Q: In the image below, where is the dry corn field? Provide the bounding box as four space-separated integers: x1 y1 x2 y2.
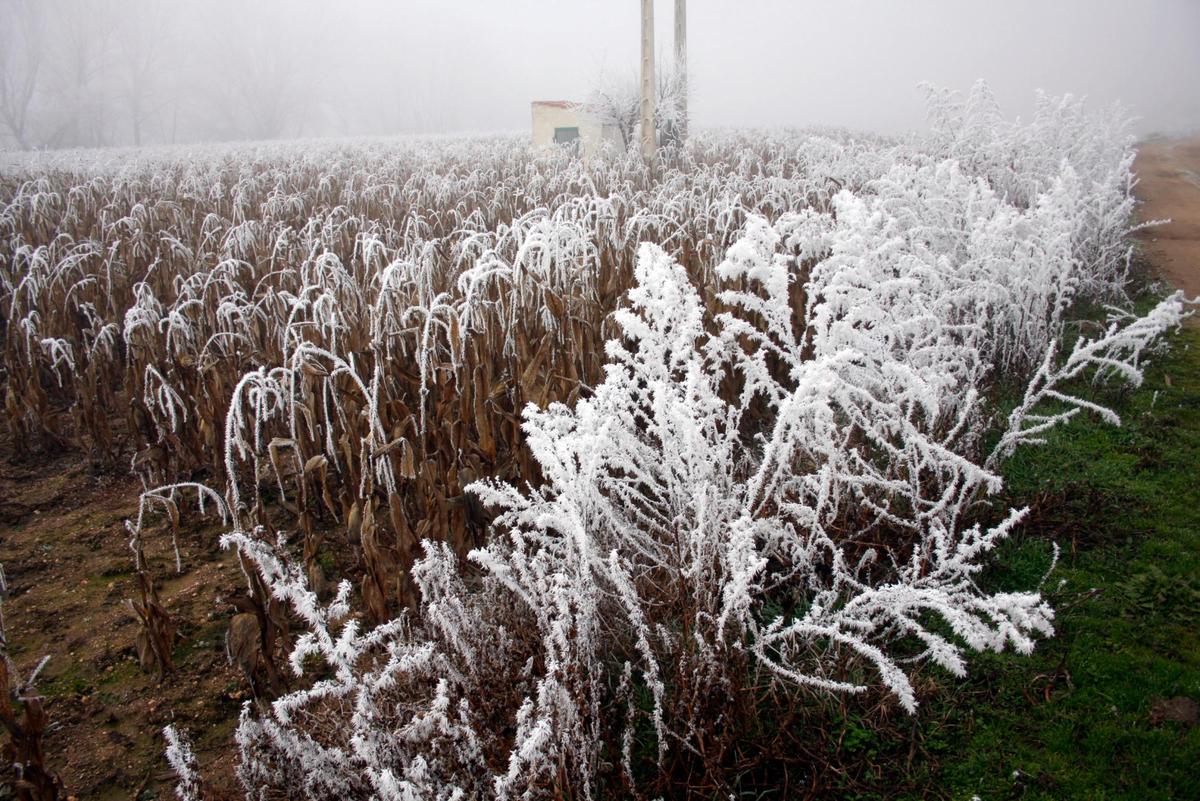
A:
0 84 1194 800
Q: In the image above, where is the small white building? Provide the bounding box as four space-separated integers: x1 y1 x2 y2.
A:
530 100 623 156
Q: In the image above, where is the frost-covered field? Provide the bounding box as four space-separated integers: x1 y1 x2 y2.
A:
0 83 1191 799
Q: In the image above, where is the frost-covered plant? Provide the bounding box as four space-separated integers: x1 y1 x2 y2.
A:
582 62 689 152
987 292 1192 467
222 529 548 801
163 726 202 801
225 222 1186 796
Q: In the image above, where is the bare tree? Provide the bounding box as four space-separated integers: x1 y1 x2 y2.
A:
0 0 44 149
196 3 320 142
583 63 689 152
232 50 305 141
580 72 641 150
115 0 172 146
0 0 120 150
656 63 688 148
44 0 118 148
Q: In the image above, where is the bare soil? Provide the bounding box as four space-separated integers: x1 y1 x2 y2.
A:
1135 135 1200 299
0 447 243 799
1 136 1198 800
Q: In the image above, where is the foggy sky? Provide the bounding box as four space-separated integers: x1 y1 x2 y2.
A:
1 0 1197 150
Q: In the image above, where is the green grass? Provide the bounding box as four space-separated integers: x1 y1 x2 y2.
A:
921 322 1200 801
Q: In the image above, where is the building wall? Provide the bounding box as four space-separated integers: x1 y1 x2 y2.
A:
531 103 624 156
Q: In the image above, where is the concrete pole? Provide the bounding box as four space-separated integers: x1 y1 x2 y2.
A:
675 0 687 141
640 0 656 163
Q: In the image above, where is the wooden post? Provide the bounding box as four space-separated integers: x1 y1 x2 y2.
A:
675 0 687 141
640 0 656 163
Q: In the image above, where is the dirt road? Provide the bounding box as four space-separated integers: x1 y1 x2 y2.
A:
1135 136 1200 298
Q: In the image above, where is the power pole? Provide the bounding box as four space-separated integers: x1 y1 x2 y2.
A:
640 0 656 163
675 0 687 141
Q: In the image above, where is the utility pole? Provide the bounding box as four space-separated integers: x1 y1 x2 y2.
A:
675 0 687 141
640 0 656 163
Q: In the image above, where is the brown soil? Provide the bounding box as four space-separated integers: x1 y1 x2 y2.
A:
1135 136 1200 299
0 448 243 799
1 136 1198 801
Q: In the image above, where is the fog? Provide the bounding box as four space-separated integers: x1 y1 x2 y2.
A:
1 0 1196 150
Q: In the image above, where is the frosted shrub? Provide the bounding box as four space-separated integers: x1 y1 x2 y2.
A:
222 530 552 801
164 725 202 801
227 228 1185 798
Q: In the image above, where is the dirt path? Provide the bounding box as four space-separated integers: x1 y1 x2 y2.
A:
1135 136 1200 298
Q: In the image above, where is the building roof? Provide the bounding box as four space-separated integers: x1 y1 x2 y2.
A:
531 100 576 109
